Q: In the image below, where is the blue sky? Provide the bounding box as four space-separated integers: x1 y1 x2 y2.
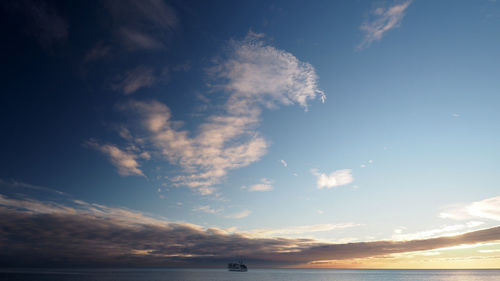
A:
1 0 500 268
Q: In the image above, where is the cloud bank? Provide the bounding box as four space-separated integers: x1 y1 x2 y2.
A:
1 193 499 268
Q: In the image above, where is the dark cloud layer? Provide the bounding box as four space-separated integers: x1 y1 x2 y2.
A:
1 194 499 268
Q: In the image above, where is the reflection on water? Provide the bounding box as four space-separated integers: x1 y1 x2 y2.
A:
1 268 499 281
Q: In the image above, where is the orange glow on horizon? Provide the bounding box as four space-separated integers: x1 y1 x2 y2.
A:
286 243 500 269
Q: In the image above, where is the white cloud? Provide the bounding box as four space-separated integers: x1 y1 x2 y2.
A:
114 33 324 193
245 178 273 192
139 151 151 160
248 184 272 192
197 186 216 196
418 251 441 256
123 100 267 191
468 197 500 221
86 140 144 177
218 31 326 111
280 159 288 167
226 209 251 219
452 113 460 118
479 249 500 253
439 196 500 221
311 169 354 189
392 221 485 241
193 205 221 214
394 228 404 234
358 1 412 50
360 160 373 168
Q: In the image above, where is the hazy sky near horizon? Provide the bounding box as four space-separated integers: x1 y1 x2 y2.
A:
1 0 500 268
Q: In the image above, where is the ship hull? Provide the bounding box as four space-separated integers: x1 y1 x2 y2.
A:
228 268 247 272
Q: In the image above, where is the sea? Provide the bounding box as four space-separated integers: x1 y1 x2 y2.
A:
1 268 499 281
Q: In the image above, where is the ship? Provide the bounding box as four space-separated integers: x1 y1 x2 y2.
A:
228 260 248 272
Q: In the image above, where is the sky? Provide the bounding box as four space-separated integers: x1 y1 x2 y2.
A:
1 0 500 269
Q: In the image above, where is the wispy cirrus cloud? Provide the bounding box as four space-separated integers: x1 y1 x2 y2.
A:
83 43 112 63
104 0 177 51
112 66 163 95
118 28 164 50
357 1 412 50
100 32 325 194
82 0 178 67
311 169 354 189
1 191 500 268
4 0 68 49
225 209 251 219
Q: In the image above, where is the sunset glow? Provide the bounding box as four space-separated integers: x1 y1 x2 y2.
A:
1 0 499 269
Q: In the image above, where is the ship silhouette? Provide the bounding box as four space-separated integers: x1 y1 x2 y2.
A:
227 260 248 272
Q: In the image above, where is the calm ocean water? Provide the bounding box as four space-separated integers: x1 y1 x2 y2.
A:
1 268 499 281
